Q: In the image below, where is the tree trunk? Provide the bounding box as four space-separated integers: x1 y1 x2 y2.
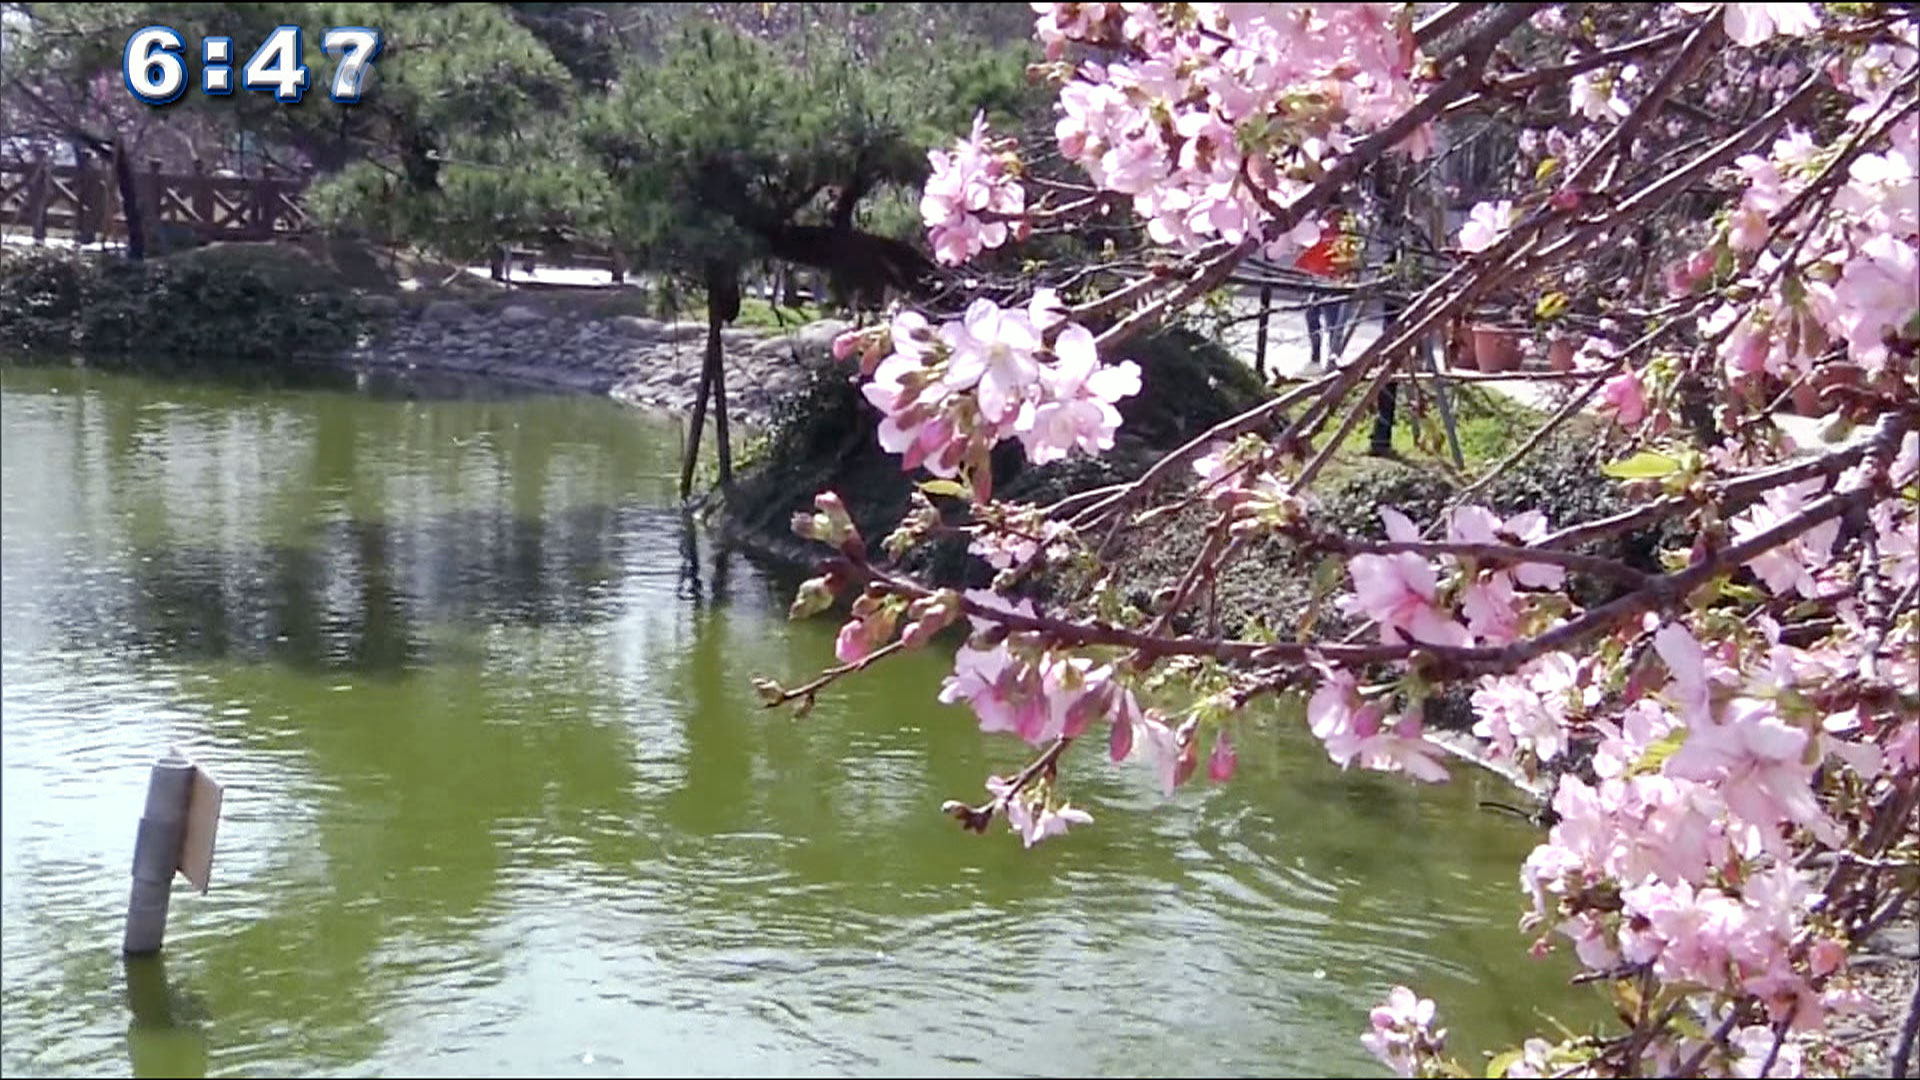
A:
113 140 147 262
706 260 738 490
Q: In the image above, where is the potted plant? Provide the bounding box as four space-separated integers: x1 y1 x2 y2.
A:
1471 321 1525 372
1547 331 1578 371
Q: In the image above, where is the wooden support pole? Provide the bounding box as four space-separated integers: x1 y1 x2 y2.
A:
74 147 98 244
27 154 49 244
710 306 733 491
1255 283 1273 381
679 346 715 501
190 159 213 235
122 751 194 956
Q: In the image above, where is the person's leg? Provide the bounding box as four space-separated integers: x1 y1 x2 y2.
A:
1305 298 1325 369
1323 296 1348 361
1368 295 1403 456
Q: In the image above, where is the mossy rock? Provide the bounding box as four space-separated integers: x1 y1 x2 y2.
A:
720 324 1274 582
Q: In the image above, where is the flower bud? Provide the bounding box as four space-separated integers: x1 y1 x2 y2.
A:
751 676 785 705
1109 712 1135 762
900 615 941 650
791 510 820 541
788 575 836 621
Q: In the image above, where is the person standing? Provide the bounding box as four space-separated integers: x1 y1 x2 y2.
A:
1293 207 1360 371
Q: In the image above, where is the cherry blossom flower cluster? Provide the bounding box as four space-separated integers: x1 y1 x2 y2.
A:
921 112 1027 266
835 293 1143 490
935 590 1235 799
920 3 1430 267
1362 986 1446 1077
1703 111 1918 393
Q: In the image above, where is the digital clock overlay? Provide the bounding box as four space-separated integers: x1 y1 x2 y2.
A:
122 24 383 106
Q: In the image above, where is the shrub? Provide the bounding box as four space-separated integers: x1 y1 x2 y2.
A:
0 245 366 361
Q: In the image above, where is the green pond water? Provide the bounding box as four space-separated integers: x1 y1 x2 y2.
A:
0 357 1601 1078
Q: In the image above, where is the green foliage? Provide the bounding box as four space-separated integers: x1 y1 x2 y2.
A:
1110 327 1274 449
0 245 362 360
732 296 825 330
582 17 1041 278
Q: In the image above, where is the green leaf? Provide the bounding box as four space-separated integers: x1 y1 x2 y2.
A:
1601 451 1683 480
1486 1049 1524 1078
1296 556 1345 641
918 479 970 499
1633 729 1688 774
1535 157 1560 183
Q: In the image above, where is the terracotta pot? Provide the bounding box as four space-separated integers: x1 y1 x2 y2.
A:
1471 325 1524 373
1547 337 1577 372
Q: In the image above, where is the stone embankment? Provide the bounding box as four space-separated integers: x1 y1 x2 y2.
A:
344 297 851 425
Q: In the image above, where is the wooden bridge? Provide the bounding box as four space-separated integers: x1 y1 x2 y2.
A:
0 155 623 284
0 157 312 245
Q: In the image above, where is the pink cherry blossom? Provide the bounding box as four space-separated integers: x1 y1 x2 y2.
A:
1723 3 1821 47
1017 324 1142 464
943 298 1043 424
1599 370 1647 428
1827 233 1919 372
1666 697 1827 846
996 783 1096 848
922 113 1027 265
1363 985 1441 1077
1731 479 1840 600
1345 552 1472 647
1207 731 1237 782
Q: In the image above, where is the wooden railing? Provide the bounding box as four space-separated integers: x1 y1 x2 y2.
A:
4 155 636 286
0 157 311 245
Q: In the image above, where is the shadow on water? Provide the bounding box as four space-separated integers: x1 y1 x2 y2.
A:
124 956 208 1079
99 502 758 679
6 349 580 403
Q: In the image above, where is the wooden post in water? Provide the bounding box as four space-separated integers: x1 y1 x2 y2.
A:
123 748 223 956
123 751 194 955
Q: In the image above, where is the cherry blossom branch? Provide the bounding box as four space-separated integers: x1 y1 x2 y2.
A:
1457 318 1688 499
1537 426 1910 553
1413 3 1492 48
757 639 907 707
842 410 1910 685
1088 3 1543 355
1482 26 1695 98
939 735 1074 833
1306 533 1654 588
